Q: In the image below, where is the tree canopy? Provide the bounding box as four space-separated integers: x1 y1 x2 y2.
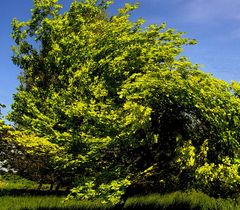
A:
3 0 240 205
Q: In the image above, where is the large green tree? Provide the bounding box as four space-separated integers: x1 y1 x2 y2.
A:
8 0 240 204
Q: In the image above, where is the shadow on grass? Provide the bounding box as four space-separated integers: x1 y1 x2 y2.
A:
19 207 195 210
20 207 118 210
0 188 69 197
3 190 239 210
19 205 197 210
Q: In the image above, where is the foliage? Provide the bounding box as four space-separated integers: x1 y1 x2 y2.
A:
67 178 131 205
0 103 8 141
0 172 38 190
0 130 83 190
176 140 240 197
0 114 14 174
195 157 240 197
2 131 60 181
8 0 240 205
0 103 5 118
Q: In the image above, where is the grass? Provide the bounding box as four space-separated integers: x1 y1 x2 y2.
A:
0 173 112 210
125 190 240 210
1 173 240 209
0 196 112 210
2 190 240 210
0 173 38 190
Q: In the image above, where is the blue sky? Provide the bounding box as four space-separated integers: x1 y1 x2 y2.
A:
1 0 240 117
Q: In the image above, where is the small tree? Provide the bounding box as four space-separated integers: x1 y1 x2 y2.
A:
1 130 83 190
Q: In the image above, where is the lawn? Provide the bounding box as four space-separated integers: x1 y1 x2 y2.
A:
1 172 240 210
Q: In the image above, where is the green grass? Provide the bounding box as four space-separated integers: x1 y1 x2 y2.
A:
0 173 38 190
0 196 112 210
1 173 240 210
0 173 112 210
125 190 240 210
1 191 240 210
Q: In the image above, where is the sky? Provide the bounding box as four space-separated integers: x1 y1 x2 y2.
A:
1 0 240 118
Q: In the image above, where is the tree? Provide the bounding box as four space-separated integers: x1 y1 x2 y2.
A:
0 103 12 173
0 127 81 190
9 0 240 204
0 103 5 119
